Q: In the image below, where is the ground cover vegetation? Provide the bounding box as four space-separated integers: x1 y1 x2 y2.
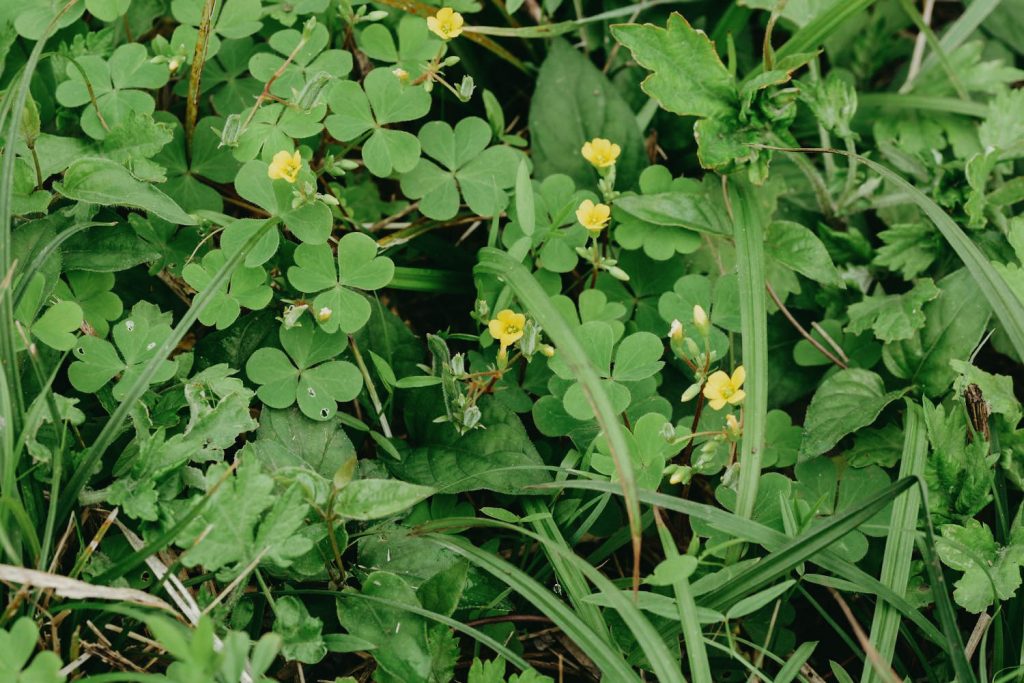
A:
2 0 1024 680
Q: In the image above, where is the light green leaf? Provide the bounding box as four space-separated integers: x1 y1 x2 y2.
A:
57 158 196 225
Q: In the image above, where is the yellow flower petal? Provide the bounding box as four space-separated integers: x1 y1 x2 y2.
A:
727 389 746 405
731 365 746 388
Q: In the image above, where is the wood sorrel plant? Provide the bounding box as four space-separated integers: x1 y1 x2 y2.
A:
0 1 1023 681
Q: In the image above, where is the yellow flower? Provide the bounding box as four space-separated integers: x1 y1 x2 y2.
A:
487 309 526 357
703 366 746 411
576 199 611 234
581 138 621 169
427 7 465 40
268 150 302 183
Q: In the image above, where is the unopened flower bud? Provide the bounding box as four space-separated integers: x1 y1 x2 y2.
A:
463 404 481 430
392 67 409 81
457 75 475 102
607 266 630 282
540 344 555 357
301 17 317 40
668 319 684 342
364 9 389 21
168 56 182 73
683 337 700 358
296 71 333 110
317 307 332 322
442 55 461 67
693 304 710 336
218 114 242 148
681 382 702 402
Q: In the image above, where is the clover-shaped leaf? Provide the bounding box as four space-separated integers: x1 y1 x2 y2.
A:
14 272 84 351
55 44 169 140
68 302 178 400
613 165 702 260
545 318 663 421
357 15 442 78
234 158 332 244
594 412 682 490
234 103 327 162
325 68 431 177
170 0 263 60
183 249 273 330
250 24 352 99
54 271 123 338
287 232 395 333
504 174 591 273
154 114 240 212
0 617 66 683
14 0 86 39
400 117 521 220
246 323 363 421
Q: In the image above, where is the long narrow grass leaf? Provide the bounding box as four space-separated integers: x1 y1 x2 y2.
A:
474 248 643 584
860 401 927 683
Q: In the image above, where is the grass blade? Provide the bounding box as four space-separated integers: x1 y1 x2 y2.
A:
726 177 769 535
523 497 611 643
537 478 946 647
426 531 643 682
426 519 687 683
474 247 643 588
860 401 927 683
654 509 711 682
705 478 914 612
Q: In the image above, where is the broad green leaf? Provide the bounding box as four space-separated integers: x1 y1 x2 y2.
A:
765 220 844 288
611 14 737 119
846 278 940 343
337 572 459 683
56 158 196 225
177 461 312 579
528 39 646 189
333 479 434 520
800 369 908 458
249 407 356 479
883 269 991 396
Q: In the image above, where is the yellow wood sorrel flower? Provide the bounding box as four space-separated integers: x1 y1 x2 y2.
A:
268 150 302 183
428 7 465 40
576 199 610 235
703 366 746 410
487 309 525 357
581 138 621 168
